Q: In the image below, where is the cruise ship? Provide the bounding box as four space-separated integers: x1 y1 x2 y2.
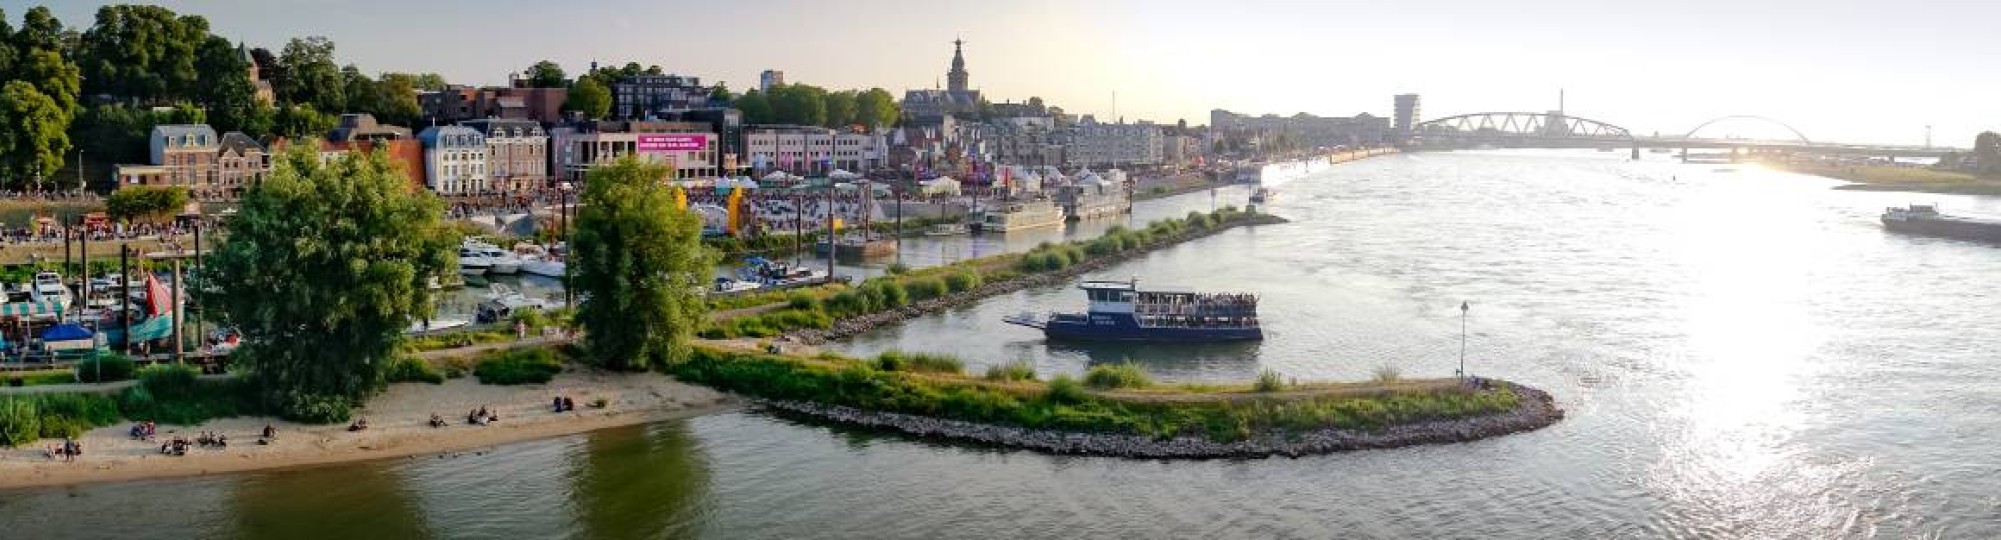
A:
1003 279 1262 342
1056 170 1132 221
1881 204 2001 243
975 199 1066 232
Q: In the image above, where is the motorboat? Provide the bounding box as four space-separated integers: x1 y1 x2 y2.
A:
712 277 763 295
458 245 492 276
406 317 472 334
515 244 567 278
475 283 553 323
925 223 969 236
464 238 520 275
737 257 828 287
30 271 72 309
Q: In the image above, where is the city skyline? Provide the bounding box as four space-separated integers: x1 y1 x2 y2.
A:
8 0 1996 146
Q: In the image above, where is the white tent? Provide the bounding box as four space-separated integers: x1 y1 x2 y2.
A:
828 169 863 180
760 171 797 183
920 176 961 196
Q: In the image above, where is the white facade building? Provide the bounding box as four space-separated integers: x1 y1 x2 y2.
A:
743 126 887 175
417 125 488 195
548 128 722 182
1063 120 1163 167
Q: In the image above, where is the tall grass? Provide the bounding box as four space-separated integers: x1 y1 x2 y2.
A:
1083 362 1152 389
75 354 136 383
874 350 964 374
1372 364 1402 384
0 393 122 446
1254 369 1285 392
117 364 251 425
474 347 564 385
984 360 1037 382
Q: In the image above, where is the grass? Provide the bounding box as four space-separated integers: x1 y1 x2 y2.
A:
1254 369 1285 392
74 354 137 383
873 350 964 374
1083 362 1152 389
386 357 446 384
116 364 252 426
7 369 78 387
1373 364 1402 384
474 347 564 385
984 360 1037 382
670 345 1523 442
403 330 514 353
0 393 123 446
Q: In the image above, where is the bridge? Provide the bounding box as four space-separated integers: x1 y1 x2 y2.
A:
1410 112 1958 159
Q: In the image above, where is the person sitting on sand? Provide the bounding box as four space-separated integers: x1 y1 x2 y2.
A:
347 418 369 432
429 414 446 428
262 424 275 439
563 396 575 412
553 396 565 413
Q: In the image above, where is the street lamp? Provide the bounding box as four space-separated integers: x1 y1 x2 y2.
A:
1458 301 1470 379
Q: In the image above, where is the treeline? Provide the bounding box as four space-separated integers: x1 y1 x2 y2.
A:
734 85 900 130
0 4 450 190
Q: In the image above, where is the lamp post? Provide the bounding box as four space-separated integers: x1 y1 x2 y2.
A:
559 181 574 307
1458 301 1470 379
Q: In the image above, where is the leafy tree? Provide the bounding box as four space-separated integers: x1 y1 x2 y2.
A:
411 73 448 91
194 36 270 137
14 48 78 119
277 36 344 113
769 84 826 127
734 89 773 124
204 144 455 420
15 6 64 52
371 72 421 127
855 87 899 130
709 81 733 104
525 60 565 88
823 89 857 129
0 9 15 77
77 4 207 102
272 103 335 140
104 185 189 222
340 65 381 118
564 77 611 120
70 104 167 183
384 72 447 92
0 81 69 190
1975 131 2001 175
571 157 714 371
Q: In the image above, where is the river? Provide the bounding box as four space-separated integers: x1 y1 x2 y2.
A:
6 150 1999 538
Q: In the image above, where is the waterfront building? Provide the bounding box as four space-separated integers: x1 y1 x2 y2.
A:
901 39 983 119
1159 132 1201 168
213 132 268 200
458 119 549 194
549 122 722 181
1394 93 1421 143
273 137 428 191
759 70 785 92
1210 109 1390 150
611 74 715 120
1062 118 1163 167
115 124 221 196
420 82 569 125
417 126 489 195
744 125 887 176
987 121 1064 167
328 114 413 144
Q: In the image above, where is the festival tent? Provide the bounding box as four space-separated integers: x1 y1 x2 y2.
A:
828 169 863 181
920 176 961 196
0 301 62 318
41 323 97 351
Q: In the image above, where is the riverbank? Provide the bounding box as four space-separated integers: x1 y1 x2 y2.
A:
0 369 734 490
786 211 1290 344
1773 163 2001 196
672 344 1563 459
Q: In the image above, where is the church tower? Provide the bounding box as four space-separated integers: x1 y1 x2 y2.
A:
946 38 969 93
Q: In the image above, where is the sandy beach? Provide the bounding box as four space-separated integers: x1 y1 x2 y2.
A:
0 370 736 490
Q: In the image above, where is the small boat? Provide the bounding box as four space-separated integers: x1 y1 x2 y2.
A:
474 284 553 323
30 271 72 309
458 245 492 276
406 318 471 334
1249 187 1273 204
515 244 566 278
1003 279 1262 342
712 277 763 295
738 257 828 287
463 238 519 275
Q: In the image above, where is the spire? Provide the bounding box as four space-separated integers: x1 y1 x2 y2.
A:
947 37 969 93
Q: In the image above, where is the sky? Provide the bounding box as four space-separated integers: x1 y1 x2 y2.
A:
8 0 1997 146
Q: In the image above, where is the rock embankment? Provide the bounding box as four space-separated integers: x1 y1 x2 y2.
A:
789 213 1289 344
756 383 1562 459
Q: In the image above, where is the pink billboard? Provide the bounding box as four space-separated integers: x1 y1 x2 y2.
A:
637 134 708 153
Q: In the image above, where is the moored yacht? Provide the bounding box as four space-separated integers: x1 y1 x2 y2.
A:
1004 279 1262 342
975 199 1066 232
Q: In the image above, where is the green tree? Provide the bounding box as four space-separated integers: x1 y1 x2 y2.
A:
277 36 344 113
709 81 733 104
823 89 857 129
1975 131 2001 175
0 9 16 78
194 36 270 137
525 60 565 88
371 72 421 127
769 84 826 126
78 5 207 102
204 144 455 420
272 103 335 140
565 77 611 120
14 48 79 119
734 89 773 124
411 73 448 91
104 184 190 222
572 157 714 371
855 87 899 130
15 6 65 52
0 81 70 190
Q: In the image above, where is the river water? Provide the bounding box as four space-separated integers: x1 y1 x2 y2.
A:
6 150 2000 538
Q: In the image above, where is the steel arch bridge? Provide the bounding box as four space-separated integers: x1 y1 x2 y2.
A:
1416 112 1633 141
1681 115 1812 144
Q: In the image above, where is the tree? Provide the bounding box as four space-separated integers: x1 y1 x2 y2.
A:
769 84 826 127
855 87 899 130
194 36 270 136
525 60 565 88
565 77 611 120
1975 132 2001 175
204 144 455 421
77 5 207 102
271 103 335 140
734 90 773 124
709 82 734 104
0 81 69 190
15 6 65 52
371 72 421 127
104 184 189 222
277 36 344 113
0 9 16 78
340 65 380 117
823 89 857 129
571 157 714 371
14 48 79 119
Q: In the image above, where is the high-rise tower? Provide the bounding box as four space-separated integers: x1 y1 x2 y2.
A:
947 38 970 93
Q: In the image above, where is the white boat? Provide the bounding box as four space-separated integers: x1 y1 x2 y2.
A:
406 317 471 334
463 238 520 275
738 257 828 287
712 277 763 295
515 244 567 278
976 199 1066 232
924 223 969 236
475 284 552 323
458 245 492 276
30 271 72 309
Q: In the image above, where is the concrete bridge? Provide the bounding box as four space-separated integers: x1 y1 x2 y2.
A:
1410 112 1958 159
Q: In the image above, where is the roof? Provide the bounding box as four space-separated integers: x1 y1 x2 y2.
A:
457 118 545 138
218 131 263 156
152 124 219 142
417 125 484 148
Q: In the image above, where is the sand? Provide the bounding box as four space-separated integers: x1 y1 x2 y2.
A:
0 369 736 490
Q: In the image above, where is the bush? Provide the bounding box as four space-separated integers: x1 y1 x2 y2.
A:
1044 374 1090 404
886 262 910 275
475 348 564 385
386 357 446 384
0 393 125 446
786 291 820 310
136 364 201 400
75 354 137 383
119 365 250 425
1083 362 1152 389
874 350 963 374
943 270 981 293
983 360 1037 382
275 391 351 424
1254 369 1284 392
1372 364 1402 383
0 398 40 447
904 277 948 301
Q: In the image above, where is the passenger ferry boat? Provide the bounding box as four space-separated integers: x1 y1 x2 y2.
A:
1056 170 1132 221
1003 279 1262 342
975 199 1066 232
